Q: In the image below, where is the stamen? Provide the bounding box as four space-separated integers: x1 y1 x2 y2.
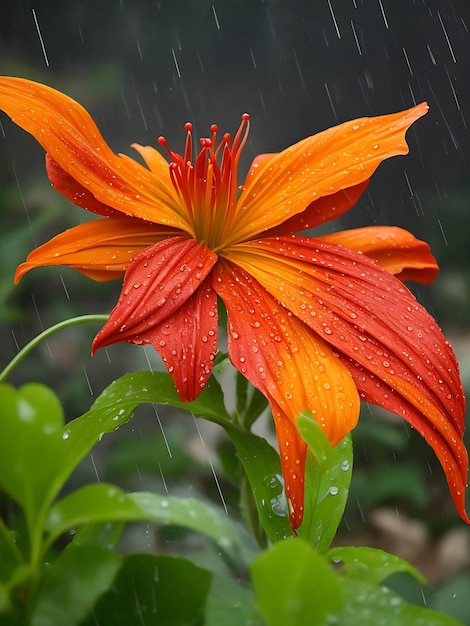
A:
158 114 251 249
184 122 192 163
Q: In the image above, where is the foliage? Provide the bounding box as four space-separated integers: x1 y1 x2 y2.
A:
0 333 466 624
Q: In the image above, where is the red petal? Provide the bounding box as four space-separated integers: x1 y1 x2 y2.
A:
227 236 468 522
93 237 218 370
271 402 308 530
154 277 218 401
132 278 218 401
46 154 117 216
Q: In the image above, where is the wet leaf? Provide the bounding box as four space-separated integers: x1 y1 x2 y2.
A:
428 571 470 624
45 483 144 545
296 412 353 551
251 537 344 626
225 426 293 543
88 554 211 626
205 574 262 626
340 579 463 626
30 545 122 626
63 370 231 479
46 484 256 564
128 491 256 564
0 384 65 525
67 370 290 544
326 545 426 585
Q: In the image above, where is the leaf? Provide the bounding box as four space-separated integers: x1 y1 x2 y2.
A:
326 546 426 586
71 522 125 551
296 412 353 551
46 484 256 564
251 538 344 626
61 370 231 482
428 571 470 624
0 384 66 526
129 491 257 564
67 370 291 544
89 554 211 626
0 521 24 584
30 545 122 626
340 579 464 626
225 426 293 543
45 483 144 545
205 574 263 626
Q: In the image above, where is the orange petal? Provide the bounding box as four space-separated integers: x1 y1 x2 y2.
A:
213 261 360 528
320 225 439 284
0 76 191 232
227 103 428 245
264 181 369 237
227 236 468 522
14 216 179 283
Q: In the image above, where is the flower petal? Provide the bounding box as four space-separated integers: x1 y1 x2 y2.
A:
92 236 217 359
320 225 439 284
0 77 191 232
271 401 309 531
227 103 428 245
46 154 118 216
213 260 360 528
263 181 369 237
228 236 468 522
129 278 219 402
14 216 179 283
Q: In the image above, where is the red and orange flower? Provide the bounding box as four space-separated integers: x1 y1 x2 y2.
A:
1 77 467 529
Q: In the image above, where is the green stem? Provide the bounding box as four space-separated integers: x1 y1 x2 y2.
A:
0 314 109 383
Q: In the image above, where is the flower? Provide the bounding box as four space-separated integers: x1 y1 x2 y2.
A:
1 76 467 529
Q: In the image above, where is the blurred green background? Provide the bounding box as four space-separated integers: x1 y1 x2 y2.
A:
1 0 469 620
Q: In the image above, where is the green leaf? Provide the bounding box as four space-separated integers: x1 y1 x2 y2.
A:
340 579 463 626
68 370 291 544
71 521 125 550
89 554 211 626
428 571 470 624
251 538 344 626
129 491 257 564
296 412 353 551
61 370 231 482
0 521 24 584
30 545 122 626
45 483 144 545
326 546 426 585
225 426 293 543
0 384 65 526
46 484 256 564
205 574 262 626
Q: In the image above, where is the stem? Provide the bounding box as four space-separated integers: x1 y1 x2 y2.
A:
0 314 109 383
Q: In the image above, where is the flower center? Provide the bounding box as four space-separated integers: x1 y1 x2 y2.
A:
158 114 250 251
